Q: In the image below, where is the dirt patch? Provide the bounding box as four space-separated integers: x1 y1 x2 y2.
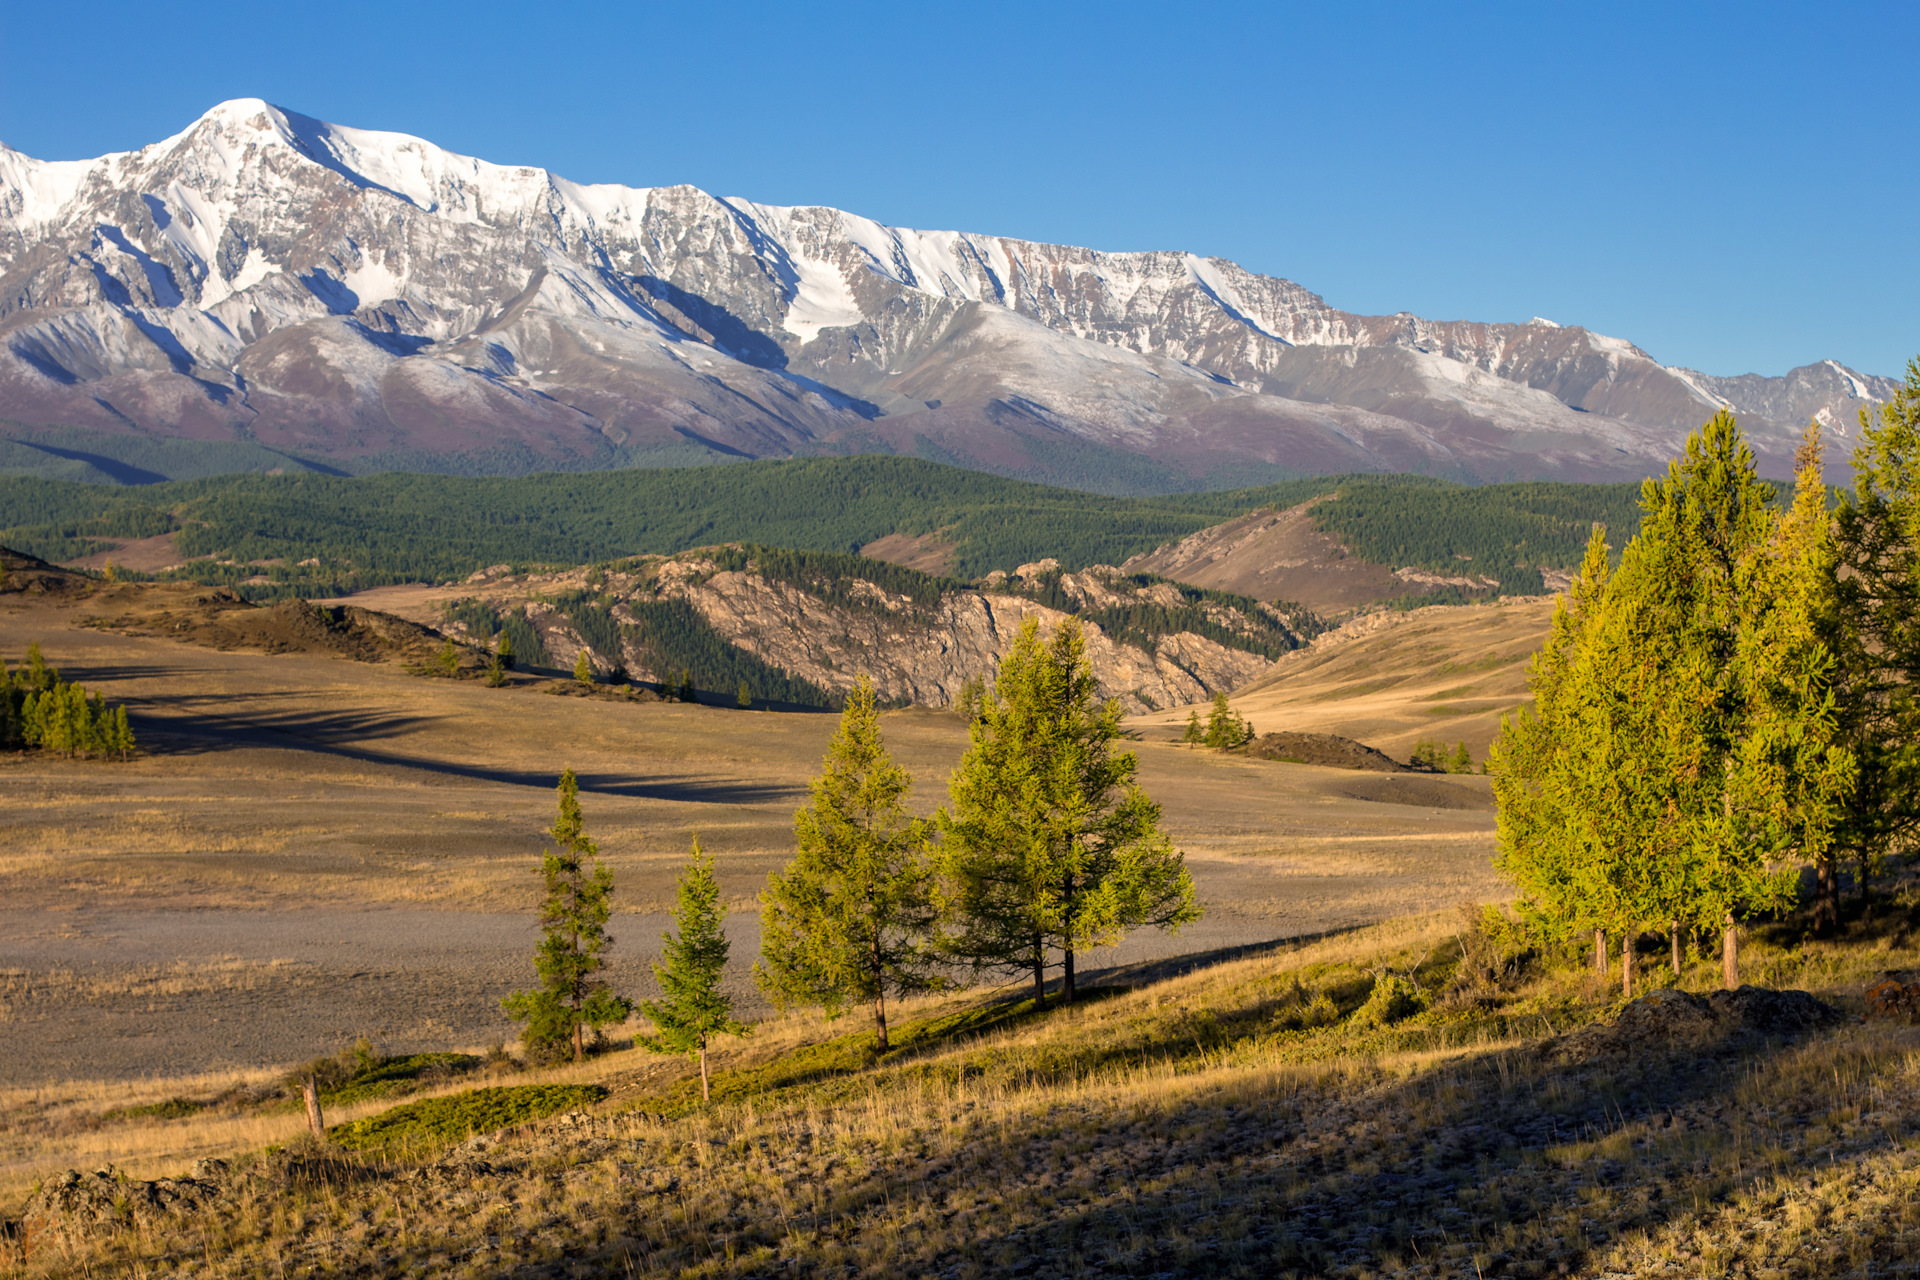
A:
1553 986 1842 1061
1245 731 1409 772
1321 774 1495 811
859 531 957 576
60 531 187 573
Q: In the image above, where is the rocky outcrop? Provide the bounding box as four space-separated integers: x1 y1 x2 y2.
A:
452 552 1293 713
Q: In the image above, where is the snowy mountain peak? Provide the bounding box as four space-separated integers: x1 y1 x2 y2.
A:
0 102 1897 489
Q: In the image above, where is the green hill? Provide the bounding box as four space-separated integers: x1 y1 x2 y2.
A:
0 456 1666 600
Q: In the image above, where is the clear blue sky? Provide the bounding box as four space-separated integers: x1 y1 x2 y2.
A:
3 0 1913 378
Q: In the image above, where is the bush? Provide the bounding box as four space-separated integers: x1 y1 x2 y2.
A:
1351 974 1430 1029
329 1084 606 1152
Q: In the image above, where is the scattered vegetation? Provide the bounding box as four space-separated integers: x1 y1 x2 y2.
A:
328 1084 605 1153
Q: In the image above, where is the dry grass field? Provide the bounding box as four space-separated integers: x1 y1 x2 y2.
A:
1135 596 1555 767
0 581 1509 1096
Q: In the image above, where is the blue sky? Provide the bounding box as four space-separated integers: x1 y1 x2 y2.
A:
3 0 1913 377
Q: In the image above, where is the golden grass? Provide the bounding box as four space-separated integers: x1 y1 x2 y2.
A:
11 906 1920 1277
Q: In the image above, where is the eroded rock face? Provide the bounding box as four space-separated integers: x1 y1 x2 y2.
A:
453 553 1290 712
1552 987 1842 1062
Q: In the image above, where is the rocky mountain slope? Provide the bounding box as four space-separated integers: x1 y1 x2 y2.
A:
433 549 1320 713
0 100 1894 488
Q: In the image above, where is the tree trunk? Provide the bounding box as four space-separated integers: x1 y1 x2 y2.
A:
1594 928 1607 977
1813 857 1838 936
1722 913 1739 990
1063 943 1076 1003
1621 935 1633 999
302 1076 326 1141
874 990 889 1054
574 1015 583 1064
1032 935 1046 1008
1670 920 1682 978
1860 851 1873 915
699 1043 710 1103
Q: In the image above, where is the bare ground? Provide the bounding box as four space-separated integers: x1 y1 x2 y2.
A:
1 587 1503 1085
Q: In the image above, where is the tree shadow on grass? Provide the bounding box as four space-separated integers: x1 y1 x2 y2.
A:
118 695 807 805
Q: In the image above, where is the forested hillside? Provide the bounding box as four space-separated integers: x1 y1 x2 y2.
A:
0 456 1668 600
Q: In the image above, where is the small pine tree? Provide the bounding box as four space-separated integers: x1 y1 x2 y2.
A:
736 680 752 709
757 678 938 1051
1447 741 1473 774
110 704 134 761
436 638 461 678
502 770 632 1063
25 642 53 693
638 839 747 1100
573 651 594 686
484 652 508 686
676 669 698 703
1182 708 1204 745
495 630 515 671
1202 692 1240 748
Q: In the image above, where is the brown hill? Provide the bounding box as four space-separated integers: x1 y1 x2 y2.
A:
1137 596 1555 766
1119 497 1503 615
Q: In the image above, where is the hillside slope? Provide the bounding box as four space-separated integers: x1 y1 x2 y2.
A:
351 549 1319 713
1134 597 1556 763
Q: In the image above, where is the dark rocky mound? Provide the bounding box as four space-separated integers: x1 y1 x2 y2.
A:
1554 986 1842 1062
0 544 92 597
1327 774 1496 811
1246 731 1411 772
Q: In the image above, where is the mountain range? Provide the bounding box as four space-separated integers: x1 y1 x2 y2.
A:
0 99 1896 490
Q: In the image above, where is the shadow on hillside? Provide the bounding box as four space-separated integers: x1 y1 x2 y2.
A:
822 1029 1875 1277
116 695 807 805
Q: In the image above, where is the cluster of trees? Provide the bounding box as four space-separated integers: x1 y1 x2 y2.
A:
1494 371 1920 994
1009 569 1320 663
504 617 1200 1089
1183 692 1255 749
1410 737 1476 773
1 642 136 759
1311 479 1650 596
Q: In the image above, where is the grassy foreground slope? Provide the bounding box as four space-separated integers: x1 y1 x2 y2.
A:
15 907 1920 1278
0 457 1650 600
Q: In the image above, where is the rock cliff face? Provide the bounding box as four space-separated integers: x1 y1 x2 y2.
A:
447 552 1296 713
0 100 1895 487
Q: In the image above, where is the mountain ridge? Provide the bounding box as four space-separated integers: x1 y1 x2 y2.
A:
0 99 1894 489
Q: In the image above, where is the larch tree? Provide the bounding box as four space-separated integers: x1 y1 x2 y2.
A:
1492 412 1854 993
756 677 938 1052
1829 360 1920 927
936 617 1199 1006
502 769 631 1063
638 838 747 1100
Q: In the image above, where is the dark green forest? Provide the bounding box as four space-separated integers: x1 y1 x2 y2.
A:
0 455 1668 599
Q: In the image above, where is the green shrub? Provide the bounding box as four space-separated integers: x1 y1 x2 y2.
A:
1351 974 1430 1029
330 1084 605 1152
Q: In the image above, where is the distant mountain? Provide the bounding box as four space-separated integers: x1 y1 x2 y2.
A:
0 100 1896 489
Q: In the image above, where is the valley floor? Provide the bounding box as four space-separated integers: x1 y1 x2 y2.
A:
0 590 1502 1085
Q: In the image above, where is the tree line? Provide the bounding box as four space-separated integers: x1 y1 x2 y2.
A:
1 454 1617 601
1493 365 1920 995
1 642 136 759
502 616 1198 1094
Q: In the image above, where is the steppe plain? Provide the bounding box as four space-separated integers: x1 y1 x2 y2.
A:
0 581 1512 1090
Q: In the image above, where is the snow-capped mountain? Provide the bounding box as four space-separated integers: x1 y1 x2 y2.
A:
0 99 1896 488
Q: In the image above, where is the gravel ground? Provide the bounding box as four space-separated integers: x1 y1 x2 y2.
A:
0 902 1317 1085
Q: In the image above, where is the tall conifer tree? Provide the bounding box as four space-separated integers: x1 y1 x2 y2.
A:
936 618 1198 1005
503 769 631 1062
1830 360 1920 923
757 677 936 1051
